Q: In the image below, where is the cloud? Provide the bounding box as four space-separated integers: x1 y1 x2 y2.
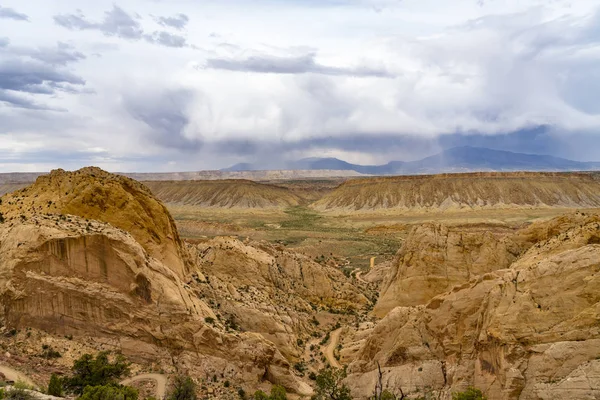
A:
204 52 392 77
54 5 189 48
122 88 203 151
0 41 86 110
54 6 143 39
0 5 29 21
154 13 189 30
144 31 187 48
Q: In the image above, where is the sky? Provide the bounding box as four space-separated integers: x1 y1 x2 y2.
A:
1 0 599 172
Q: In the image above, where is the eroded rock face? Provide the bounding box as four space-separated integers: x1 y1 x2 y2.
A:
375 223 520 316
349 213 600 399
0 168 313 395
0 167 189 278
188 237 368 359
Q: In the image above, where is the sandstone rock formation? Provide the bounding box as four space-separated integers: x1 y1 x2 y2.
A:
188 237 368 359
1 167 189 278
348 213 600 399
0 168 319 395
374 223 520 316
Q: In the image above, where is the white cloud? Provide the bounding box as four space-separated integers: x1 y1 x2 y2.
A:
0 0 599 171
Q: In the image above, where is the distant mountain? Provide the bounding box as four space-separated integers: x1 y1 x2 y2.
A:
223 146 600 175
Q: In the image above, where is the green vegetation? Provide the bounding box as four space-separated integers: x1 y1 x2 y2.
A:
311 368 352 400
62 352 130 395
0 387 35 400
452 387 487 400
78 384 138 400
253 385 287 400
47 374 63 397
167 375 197 400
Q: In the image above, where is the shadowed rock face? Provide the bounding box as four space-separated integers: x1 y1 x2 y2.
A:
374 223 522 316
349 213 600 399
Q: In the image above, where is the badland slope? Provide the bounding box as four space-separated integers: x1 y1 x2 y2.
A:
312 172 600 212
143 180 304 209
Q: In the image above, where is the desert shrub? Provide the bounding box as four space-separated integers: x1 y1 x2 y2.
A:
269 386 287 400
452 387 487 400
47 374 63 397
166 375 197 400
237 388 246 399
253 391 269 400
252 386 287 400
78 384 138 400
3 387 35 400
311 368 352 400
63 352 130 395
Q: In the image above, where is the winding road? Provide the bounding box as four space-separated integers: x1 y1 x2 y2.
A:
324 328 343 369
121 373 168 399
0 365 38 388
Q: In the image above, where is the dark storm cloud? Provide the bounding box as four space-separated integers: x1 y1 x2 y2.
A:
154 13 189 30
0 5 29 21
0 40 87 110
54 6 190 48
204 52 392 77
144 31 187 48
123 89 203 151
207 126 600 163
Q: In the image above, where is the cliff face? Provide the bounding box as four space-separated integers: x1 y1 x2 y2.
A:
348 213 600 399
374 224 521 316
0 168 314 395
1 167 188 278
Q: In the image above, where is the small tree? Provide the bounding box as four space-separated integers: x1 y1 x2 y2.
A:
167 375 197 400
252 386 287 400
47 373 63 397
63 352 130 395
452 387 487 400
311 368 352 400
78 384 139 400
269 385 287 400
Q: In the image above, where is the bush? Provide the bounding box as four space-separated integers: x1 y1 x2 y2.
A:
166 375 197 400
47 374 63 397
63 352 130 395
452 387 487 400
78 384 138 400
252 386 287 400
269 385 287 400
311 368 352 400
3 387 35 400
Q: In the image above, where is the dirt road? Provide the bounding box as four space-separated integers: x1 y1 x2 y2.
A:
121 373 168 399
0 365 38 388
324 328 342 369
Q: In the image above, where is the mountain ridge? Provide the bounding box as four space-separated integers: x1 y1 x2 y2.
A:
224 146 600 175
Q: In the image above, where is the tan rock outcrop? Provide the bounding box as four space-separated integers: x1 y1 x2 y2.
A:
0 168 314 394
188 237 368 359
375 224 520 316
348 213 600 399
1 167 188 278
